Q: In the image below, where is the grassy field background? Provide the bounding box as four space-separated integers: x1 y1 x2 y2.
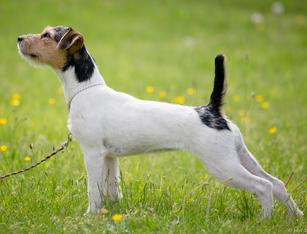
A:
0 0 306 233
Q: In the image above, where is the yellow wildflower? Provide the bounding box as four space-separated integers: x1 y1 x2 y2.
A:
255 95 264 102
24 156 31 161
12 93 20 100
232 95 240 102
260 101 269 109
10 98 20 107
238 110 245 117
268 127 277 135
0 145 8 152
48 98 56 105
158 90 167 98
295 15 305 25
146 86 154 94
186 88 195 96
172 96 185 104
226 106 232 113
57 87 63 94
243 116 251 124
10 93 21 107
112 214 122 222
0 118 8 125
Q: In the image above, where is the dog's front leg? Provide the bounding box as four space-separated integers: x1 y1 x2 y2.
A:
103 157 122 201
82 145 109 214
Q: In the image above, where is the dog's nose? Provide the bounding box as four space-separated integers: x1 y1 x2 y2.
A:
17 36 24 43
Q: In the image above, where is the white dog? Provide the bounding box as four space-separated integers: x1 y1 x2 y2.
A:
17 26 303 217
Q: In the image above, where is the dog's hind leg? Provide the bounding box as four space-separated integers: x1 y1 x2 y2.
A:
193 142 274 218
233 126 304 217
224 164 274 218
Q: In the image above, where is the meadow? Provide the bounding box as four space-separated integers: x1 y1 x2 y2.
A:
0 0 306 233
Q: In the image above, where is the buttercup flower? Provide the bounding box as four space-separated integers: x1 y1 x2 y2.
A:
172 96 185 104
238 110 245 117
186 88 195 96
146 86 154 94
226 106 232 113
10 93 21 107
48 98 56 105
159 90 167 98
112 214 122 222
260 102 269 109
57 87 63 94
0 118 7 125
243 116 251 124
0 145 8 152
11 99 20 106
268 127 277 135
24 156 32 161
255 95 264 102
232 95 240 103
295 15 305 25
12 94 20 100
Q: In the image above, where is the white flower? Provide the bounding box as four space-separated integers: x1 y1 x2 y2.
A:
272 2 284 15
183 36 195 47
251 12 263 24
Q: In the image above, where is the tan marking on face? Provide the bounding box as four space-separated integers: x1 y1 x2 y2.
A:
18 27 67 69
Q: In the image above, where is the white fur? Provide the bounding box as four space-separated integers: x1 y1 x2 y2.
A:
52 63 304 218
17 28 303 216
17 44 44 68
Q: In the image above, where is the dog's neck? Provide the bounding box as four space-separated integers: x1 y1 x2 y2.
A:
55 48 106 104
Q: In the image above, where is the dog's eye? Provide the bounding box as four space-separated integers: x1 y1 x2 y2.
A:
41 33 50 39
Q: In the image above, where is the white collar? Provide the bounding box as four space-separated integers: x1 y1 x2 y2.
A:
67 82 104 111
55 66 105 111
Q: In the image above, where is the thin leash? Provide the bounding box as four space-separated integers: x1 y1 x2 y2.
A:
1 83 103 181
0 133 72 181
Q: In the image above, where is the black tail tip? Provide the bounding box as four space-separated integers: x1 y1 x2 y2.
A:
215 54 225 65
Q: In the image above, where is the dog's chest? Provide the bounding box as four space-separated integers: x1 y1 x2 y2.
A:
67 110 103 144
67 108 135 155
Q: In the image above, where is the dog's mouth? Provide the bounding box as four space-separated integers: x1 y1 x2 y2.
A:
18 45 39 60
18 44 42 67
17 43 38 58
29 53 38 59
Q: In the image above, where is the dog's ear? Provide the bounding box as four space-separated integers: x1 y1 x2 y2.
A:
57 27 84 53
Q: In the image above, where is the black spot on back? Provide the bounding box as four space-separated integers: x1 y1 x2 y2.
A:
195 105 230 131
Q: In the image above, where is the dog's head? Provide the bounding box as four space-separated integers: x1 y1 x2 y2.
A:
17 26 84 70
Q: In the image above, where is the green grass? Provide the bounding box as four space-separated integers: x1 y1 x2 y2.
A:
0 0 306 233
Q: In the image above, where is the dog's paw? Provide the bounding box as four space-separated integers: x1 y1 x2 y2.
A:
287 208 304 217
295 209 304 217
108 190 123 201
113 191 123 201
86 206 100 215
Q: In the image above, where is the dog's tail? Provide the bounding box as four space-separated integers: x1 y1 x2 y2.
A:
208 54 227 113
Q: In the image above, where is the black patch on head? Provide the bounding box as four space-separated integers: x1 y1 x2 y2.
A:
62 46 95 82
53 26 69 43
195 105 230 131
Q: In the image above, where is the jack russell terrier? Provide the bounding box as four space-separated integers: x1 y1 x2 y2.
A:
17 26 303 217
